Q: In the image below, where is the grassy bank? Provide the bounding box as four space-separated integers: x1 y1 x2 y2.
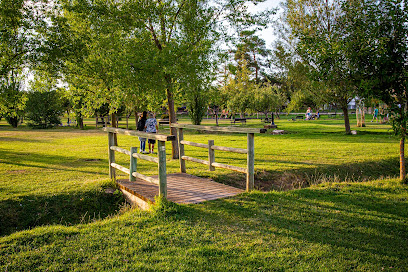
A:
0 116 407 271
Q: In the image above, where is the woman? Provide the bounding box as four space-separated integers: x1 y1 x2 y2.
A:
137 111 147 153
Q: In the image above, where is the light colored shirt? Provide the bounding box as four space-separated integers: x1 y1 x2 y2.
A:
145 118 157 133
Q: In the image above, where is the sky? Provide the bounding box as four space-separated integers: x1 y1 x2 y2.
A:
247 0 283 48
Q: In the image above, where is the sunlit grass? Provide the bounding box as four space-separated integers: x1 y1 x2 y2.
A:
0 116 407 271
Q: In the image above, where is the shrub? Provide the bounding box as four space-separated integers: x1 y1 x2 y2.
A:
25 91 63 128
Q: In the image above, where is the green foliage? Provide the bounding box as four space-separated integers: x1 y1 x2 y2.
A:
0 73 26 128
186 87 208 125
223 62 254 115
252 82 286 115
281 0 357 132
25 90 63 129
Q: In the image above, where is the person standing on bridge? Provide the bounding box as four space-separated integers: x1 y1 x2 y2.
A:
145 112 158 154
137 111 147 153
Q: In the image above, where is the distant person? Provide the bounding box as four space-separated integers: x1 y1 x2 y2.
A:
371 106 379 122
305 107 312 120
313 110 320 120
137 111 147 153
145 112 158 154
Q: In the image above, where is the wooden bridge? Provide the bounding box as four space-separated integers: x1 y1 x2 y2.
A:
103 125 266 210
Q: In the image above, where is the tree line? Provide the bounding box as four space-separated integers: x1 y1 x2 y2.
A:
1 0 407 180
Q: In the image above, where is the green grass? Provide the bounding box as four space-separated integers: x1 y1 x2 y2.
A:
0 116 407 271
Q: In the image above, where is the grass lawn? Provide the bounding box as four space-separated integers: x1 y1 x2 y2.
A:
0 115 407 271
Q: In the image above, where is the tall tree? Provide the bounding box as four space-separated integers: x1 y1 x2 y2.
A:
234 30 270 81
283 0 357 134
343 0 408 180
0 72 26 128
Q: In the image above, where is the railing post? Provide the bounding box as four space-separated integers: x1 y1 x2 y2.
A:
108 132 116 181
178 128 186 173
130 147 137 181
208 140 215 171
246 133 255 191
158 140 167 198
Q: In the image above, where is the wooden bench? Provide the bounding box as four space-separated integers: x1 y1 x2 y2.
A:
230 118 247 124
158 119 178 127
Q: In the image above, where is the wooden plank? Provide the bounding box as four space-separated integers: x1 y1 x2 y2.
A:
132 172 159 185
171 123 267 134
116 173 244 205
108 132 116 180
111 163 130 175
178 128 186 173
129 147 137 182
158 141 167 198
110 146 131 156
211 145 247 154
181 155 210 165
132 152 159 163
102 127 175 141
180 140 209 149
208 140 215 171
211 162 247 173
247 133 255 191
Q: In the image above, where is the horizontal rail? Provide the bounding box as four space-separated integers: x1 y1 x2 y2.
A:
131 172 159 185
171 123 266 134
211 162 247 174
103 127 175 141
111 163 130 175
180 140 209 149
132 153 159 163
181 156 210 166
110 146 131 156
211 145 247 154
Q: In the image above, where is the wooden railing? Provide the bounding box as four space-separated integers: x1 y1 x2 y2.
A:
103 127 175 198
171 124 266 191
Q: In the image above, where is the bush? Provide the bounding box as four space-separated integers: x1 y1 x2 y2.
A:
25 91 63 128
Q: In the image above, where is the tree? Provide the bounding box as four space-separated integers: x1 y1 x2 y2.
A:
185 86 208 125
234 30 271 82
343 0 408 180
223 62 254 117
0 72 26 128
25 77 64 128
252 83 286 124
282 0 358 134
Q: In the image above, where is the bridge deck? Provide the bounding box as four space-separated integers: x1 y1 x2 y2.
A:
117 173 244 209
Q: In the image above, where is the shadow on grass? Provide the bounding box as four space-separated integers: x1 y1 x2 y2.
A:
180 186 408 268
210 157 400 191
0 148 107 175
0 188 124 237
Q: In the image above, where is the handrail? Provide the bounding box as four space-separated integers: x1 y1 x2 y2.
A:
132 152 159 164
211 145 247 154
103 127 175 141
171 123 266 134
110 146 131 156
180 140 209 149
181 155 211 165
132 172 159 185
176 125 256 191
111 163 130 175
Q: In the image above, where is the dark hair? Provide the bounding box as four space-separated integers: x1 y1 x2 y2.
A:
142 111 147 119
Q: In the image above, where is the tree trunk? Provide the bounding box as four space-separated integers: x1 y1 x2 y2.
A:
111 112 118 146
341 106 351 134
135 110 138 128
77 116 84 130
215 108 219 126
165 75 179 159
400 136 406 180
356 108 360 127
